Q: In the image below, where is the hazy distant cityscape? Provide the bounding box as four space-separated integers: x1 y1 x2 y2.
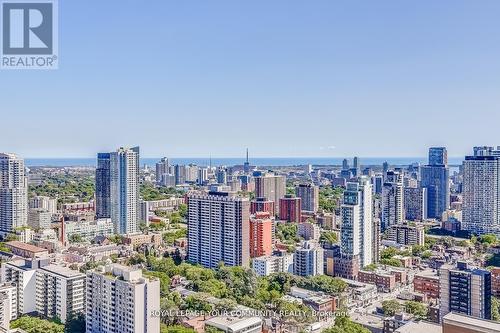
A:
23 157 466 168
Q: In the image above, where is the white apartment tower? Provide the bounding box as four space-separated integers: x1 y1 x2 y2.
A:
462 146 500 236
294 241 324 276
110 147 140 234
86 264 160 333
187 191 250 269
340 177 374 267
36 265 86 323
382 171 404 231
0 153 28 233
0 284 17 331
1 259 46 316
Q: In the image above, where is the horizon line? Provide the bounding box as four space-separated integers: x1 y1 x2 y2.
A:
23 155 467 159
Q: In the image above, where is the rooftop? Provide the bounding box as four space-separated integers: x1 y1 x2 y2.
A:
443 312 500 331
41 264 85 279
395 321 442 333
205 316 262 331
6 241 47 253
415 269 439 279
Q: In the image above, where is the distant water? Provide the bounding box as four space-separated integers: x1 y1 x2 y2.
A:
25 157 465 167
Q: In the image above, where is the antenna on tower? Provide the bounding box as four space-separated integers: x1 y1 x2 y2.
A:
246 148 249 163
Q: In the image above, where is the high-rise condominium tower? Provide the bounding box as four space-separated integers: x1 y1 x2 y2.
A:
187 191 250 269
340 177 373 267
404 187 428 221
295 184 319 213
462 146 500 236
155 157 169 185
95 153 111 219
0 153 28 233
254 172 286 215
110 147 140 234
421 147 450 219
381 171 404 231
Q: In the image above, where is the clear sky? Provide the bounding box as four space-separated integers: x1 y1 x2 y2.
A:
2 0 500 158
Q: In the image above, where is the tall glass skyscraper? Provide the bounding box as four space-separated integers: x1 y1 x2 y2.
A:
110 147 140 234
382 171 404 231
421 147 450 220
428 147 448 166
95 153 111 219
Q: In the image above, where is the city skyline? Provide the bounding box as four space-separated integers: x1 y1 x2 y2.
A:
4 1 500 332
3 1 500 157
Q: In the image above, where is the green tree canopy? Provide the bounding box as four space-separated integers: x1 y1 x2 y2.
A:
382 300 402 316
404 301 428 320
11 316 65 333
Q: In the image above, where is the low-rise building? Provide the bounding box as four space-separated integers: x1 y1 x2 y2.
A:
289 287 337 313
205 316 262 333
65 218 114 242
384 313 412 333
62 201 95 213
252 253 293 277
144 197 185 212
122 232 162 247
358 269 396 292
392 255 415 268
64 244 131 263
389 267 409 285
394 320 442 333
5 241 48 259
341 278 378 308
441 218 460 234
413 270 440 300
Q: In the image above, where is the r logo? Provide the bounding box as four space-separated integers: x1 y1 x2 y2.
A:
2 2 53 54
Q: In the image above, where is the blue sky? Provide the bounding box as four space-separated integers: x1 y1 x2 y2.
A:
2 0 500 158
